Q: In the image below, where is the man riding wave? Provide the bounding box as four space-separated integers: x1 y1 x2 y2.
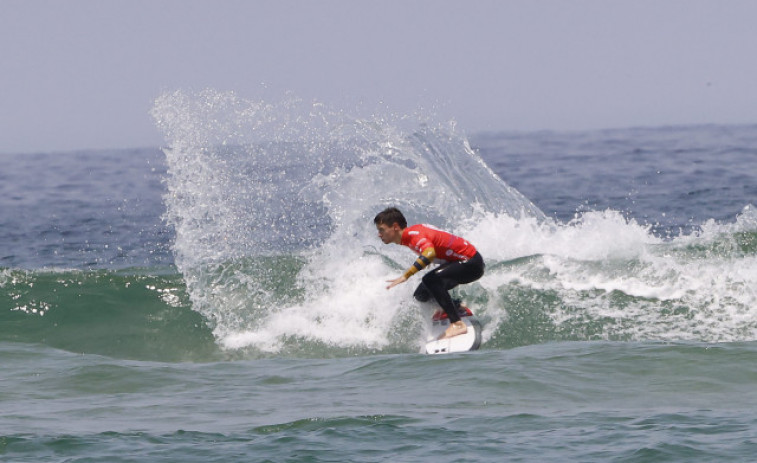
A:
374 207 485 339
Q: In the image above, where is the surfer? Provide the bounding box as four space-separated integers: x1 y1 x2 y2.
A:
374 207 485 339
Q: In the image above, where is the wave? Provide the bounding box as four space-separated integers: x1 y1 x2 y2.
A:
0 267 219 362
6 91 755 362
469 206 757 346
2 204 756 361
149 90 757 358
150 89 546 356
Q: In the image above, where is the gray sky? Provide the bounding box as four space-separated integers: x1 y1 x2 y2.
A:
2 0 756 153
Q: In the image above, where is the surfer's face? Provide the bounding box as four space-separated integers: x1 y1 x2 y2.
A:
376 222 402 245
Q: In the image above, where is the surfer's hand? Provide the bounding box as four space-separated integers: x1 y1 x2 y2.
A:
386 275 407 289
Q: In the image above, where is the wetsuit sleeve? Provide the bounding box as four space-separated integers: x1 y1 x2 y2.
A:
402 248 436 279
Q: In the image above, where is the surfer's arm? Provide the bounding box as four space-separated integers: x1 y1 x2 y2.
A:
402 247 436 280
386 247 435 290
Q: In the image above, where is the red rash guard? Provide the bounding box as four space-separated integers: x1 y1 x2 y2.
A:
400 224 477 279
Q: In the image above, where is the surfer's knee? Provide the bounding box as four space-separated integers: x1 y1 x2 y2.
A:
413 283 432 302
421 270 442 288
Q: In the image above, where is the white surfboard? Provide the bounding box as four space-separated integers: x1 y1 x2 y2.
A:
425 314 482 355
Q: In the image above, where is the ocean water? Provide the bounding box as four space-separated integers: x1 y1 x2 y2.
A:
2 90 756 461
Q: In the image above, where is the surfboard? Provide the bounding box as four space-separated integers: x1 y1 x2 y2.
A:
424 307 482 355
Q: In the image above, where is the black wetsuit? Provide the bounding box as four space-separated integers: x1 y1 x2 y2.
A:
413 252 485 323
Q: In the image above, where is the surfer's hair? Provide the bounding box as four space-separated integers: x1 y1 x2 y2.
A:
374 207 407 229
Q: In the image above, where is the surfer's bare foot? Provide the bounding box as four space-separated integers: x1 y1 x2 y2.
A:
438 321 467 340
